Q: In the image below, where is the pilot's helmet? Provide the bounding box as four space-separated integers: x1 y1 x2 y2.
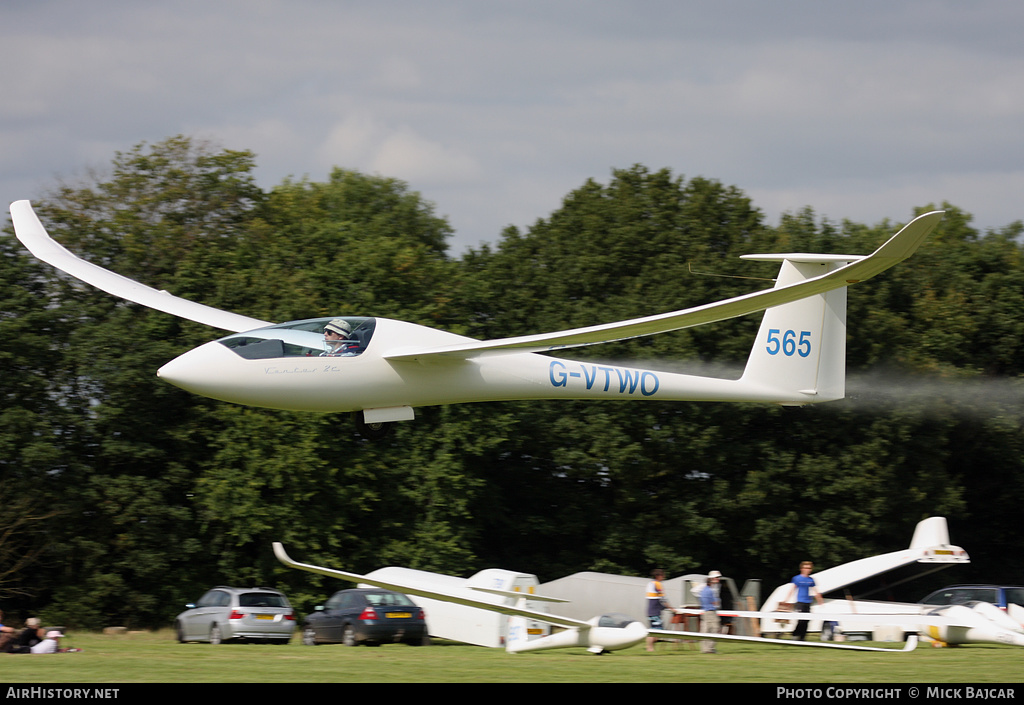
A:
324 319 353 338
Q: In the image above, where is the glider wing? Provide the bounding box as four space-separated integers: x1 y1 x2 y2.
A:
272 542 586 629
649 626 919 652
385 210 943 361
10 200 272 333
10 199 942 353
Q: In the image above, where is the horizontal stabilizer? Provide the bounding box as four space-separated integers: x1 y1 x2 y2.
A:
740 253 866 264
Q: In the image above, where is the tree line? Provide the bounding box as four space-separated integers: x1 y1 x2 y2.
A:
2 136 1022 629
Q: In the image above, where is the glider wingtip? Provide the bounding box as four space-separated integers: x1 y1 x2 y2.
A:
10 199 37 220
271 541 292 564
10 199 32 220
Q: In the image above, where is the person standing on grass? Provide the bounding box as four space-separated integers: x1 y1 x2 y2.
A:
700 571 722 653
781 561 825 640
645 569 672 652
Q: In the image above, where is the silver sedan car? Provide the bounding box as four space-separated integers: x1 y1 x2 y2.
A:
175 586 296 644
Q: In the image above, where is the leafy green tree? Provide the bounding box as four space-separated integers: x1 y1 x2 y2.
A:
4 138 1024 627
6 136 266 627
235 169 456 325
456 167 781 579
456 171 1023 594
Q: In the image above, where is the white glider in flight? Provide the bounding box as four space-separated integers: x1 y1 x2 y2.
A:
10 200 943 436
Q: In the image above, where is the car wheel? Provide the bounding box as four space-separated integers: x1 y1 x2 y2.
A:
302 626 317 646
342 624 359 647
175 622 187 644
209 624 222 645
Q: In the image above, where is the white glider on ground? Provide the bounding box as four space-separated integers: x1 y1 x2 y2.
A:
752 517 1024 648
272 542 918 654
759 517 971 617
10 200 943 436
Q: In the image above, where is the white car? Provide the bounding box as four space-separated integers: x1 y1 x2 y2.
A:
175 586 297 644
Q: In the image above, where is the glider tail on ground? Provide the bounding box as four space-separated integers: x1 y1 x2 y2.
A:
738 253 861 404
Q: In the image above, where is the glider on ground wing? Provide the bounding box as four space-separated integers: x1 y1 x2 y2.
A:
272 542 917 654
741 517 1023 648
723 606 1024 648
10 200 944 437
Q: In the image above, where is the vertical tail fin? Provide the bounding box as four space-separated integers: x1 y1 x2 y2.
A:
739 254 861 404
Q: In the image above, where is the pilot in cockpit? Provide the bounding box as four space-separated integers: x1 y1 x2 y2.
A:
322 318 360 357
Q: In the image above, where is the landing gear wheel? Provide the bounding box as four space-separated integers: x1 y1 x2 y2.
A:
302 627 317 646
209 625 222 645
342 624 359 647
354 413 392 440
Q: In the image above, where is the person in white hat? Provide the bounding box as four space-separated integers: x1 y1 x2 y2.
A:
30 630 63 654
322 319 359 356
699 571 722 653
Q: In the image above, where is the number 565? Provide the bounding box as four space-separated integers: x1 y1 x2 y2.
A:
766 329 811 357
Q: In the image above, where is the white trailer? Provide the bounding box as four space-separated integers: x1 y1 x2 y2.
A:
362 567 551 648
536 571 756 632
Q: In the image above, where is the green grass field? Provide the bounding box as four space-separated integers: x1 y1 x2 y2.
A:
1 630 1020 684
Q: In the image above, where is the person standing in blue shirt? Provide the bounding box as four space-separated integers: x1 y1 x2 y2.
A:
783 561 825 640
699 570 722 653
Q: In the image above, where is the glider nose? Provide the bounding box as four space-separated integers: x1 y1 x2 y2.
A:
158 341 242 398
595 620 649 651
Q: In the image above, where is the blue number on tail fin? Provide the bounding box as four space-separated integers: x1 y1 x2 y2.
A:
766 329 812 358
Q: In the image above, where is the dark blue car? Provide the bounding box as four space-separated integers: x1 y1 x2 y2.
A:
301 588 429 646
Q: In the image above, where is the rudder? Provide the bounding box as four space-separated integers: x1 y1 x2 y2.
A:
738 254 859 404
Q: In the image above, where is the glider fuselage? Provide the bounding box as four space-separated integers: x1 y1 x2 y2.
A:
156 316 815 414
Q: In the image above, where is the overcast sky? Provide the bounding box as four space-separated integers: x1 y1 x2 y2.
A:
4 0 1023 253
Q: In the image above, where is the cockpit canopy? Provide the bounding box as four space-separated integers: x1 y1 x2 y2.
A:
597 613 640 629
217 317 376 360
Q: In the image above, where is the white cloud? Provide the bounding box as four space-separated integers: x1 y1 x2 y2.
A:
3 0 1024 253
317 114 480 185
371 127 481 184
